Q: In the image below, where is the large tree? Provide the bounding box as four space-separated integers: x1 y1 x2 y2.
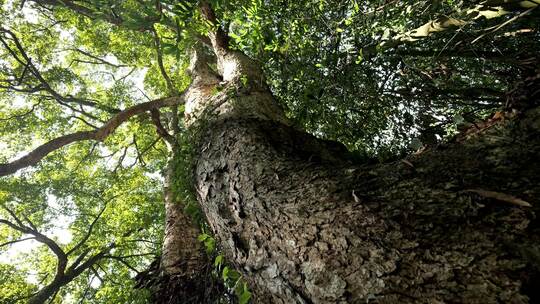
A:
1 0 540 303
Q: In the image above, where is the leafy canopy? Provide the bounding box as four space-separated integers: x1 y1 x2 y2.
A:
1 0 539 302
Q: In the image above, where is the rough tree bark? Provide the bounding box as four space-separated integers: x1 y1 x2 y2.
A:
160 7 540 304
4 1 537 301
145 156 213 304
139 108 219 303
192 112 540 303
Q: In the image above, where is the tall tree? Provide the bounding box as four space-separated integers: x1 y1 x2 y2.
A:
1 0 540 303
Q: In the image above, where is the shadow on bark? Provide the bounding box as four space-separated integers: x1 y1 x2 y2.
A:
135 257 229 304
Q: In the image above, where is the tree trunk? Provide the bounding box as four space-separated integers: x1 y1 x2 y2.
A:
191 105 540 304
152 159 211 303
142 131 221 303
176 41 540 302
142 9 540 299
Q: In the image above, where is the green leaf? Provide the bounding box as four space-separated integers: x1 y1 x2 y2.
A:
197 233 209 242
239 291 251 304
353 1 359 13
204 237 215 253
214 254 223 267
228 270 241 281
355 49 363 64
222 266 230 280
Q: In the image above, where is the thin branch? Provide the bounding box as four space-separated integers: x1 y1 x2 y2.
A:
0 27 120 115
1 204 26 227
471 6 537 44
0 101 41 121
151 26 177 96
31 0 123 25
138 136 160 160
123 238 160 245
77 272 94 304
67 202 109 255
67 245 115 279
70 142 98 173
55 98 105 123
23 214 38 231
68 115 99 129
106 255 141 274
150 108 176 146
0 236 36 247
131 135 145 167
95 263 122 285
112 145 129 173
69 48 129 68
67 248 91 272
0 205 68 275
105 252 155 259
90 266 104 284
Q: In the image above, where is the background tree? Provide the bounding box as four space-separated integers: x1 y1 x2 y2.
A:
1 0 539 303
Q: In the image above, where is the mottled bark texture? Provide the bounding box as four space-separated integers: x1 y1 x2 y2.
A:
191 104 540 304
151 163 210 303
170 3 540 302
140 128 222 303
138 160 226 303
180 34 540 304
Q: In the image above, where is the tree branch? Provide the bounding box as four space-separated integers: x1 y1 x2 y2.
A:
150 108 176 147
0 205 68 276
0 95 185 176
0 27 121 115
105 255 141 274
131 135 145 167
67 248 91 272
67 245 115 280
151 26 177 96
0 101 41 121
0 236 36 247
66 202 108 255
199 1 230 54
69 48 129 68
31 0 123 25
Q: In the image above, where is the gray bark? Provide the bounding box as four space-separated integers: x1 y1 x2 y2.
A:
191 106 540 304
150 106 214 304
177 39 540 302
167 5 540 302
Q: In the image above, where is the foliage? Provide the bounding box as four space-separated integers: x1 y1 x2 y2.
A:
0 0 539 302
198 233 252 304
219 0 540 157
1 0 173 301
0 263 37 303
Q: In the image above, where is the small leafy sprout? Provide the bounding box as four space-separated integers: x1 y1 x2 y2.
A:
197 233 216 253
240 74 249 87
198 234 252 303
